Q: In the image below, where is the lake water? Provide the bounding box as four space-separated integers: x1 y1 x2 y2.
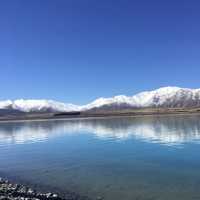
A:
1 115 200 200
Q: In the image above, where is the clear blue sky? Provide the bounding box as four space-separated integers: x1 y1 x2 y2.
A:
0 0 200 104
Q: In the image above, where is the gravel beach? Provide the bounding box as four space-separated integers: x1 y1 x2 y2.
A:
0 178 96 200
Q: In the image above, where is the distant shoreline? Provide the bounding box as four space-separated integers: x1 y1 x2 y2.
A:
0 108 200 123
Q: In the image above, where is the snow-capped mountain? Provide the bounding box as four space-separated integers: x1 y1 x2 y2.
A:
1 87 200 114
81 86 200 111
0 99 80 113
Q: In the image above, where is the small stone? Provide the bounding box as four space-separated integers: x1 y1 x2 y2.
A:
27 188 35 196
46 192 52 198
17 186 27 194
52 194 58 198
96 196 103 200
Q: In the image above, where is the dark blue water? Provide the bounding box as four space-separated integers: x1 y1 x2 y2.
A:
0 115 200 200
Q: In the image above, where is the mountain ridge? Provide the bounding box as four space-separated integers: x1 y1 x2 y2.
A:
1 86 200 113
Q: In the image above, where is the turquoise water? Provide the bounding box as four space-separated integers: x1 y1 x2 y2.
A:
1 115 200 199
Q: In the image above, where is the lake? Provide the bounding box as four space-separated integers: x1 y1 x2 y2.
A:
1 115 200 200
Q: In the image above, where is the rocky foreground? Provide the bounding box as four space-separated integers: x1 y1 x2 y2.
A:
0 178 97 200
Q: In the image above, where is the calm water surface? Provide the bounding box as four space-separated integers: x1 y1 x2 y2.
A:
0 115 200 200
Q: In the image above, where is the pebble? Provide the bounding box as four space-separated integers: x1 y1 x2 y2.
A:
0 178 93 200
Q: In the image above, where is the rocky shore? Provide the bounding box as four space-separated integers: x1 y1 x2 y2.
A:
0 178 94 200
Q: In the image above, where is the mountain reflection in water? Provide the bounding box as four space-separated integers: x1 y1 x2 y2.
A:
0 115 200 146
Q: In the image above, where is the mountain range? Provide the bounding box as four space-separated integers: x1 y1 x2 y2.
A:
1 86 200 114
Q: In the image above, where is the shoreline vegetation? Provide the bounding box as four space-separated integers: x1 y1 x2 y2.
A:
0 177 96 200
0 108 200 122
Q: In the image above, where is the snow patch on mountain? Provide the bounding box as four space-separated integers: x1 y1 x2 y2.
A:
0 100 12 109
